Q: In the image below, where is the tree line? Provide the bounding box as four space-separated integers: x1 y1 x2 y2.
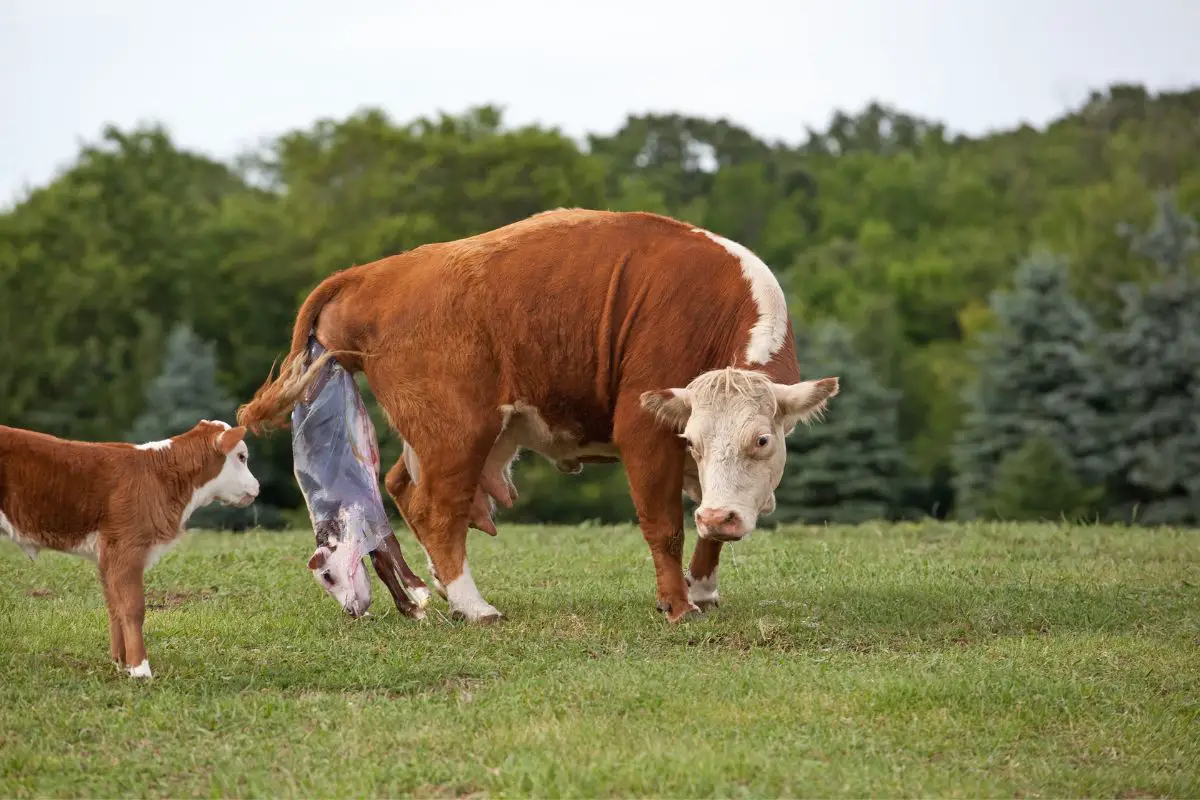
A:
1 83 1197 528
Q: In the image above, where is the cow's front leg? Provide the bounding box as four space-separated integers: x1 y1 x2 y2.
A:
616 416 699 623
687 538 723 611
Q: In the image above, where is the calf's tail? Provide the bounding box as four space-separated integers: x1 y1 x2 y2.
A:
236 272 352 435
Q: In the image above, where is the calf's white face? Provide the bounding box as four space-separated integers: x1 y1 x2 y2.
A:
642 369 839 541
209 429 261 508
308 540 372 618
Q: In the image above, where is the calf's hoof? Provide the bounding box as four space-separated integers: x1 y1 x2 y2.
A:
127 659 153 679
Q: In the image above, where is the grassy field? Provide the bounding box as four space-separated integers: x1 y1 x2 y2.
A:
1 522 1197 798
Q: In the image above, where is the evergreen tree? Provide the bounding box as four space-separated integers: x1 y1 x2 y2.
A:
987 435 1104 523
128 324 284 530
1102 194 1200 525
952 252 1107 520
128 323 235 443
774 320 907 524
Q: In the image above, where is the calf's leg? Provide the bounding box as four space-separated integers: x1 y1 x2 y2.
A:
101 544 151 677
99 568 126 663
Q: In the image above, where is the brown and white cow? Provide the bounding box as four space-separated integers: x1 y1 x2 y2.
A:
0 420 260 677
238 209 838 623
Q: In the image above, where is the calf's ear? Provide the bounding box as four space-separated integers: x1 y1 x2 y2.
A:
640 388 693 432
308 548 328 570
217 426 248 454
771 377 839 432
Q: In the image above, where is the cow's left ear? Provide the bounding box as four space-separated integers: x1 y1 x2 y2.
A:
217 426 248 454
771 377 839 431
640 388 693 432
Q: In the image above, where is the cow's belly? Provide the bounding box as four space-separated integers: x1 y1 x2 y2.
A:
495 401 619 474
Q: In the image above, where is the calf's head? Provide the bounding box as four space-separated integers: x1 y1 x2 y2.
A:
641 369 839 541
307 521 372 618
184 420 261 509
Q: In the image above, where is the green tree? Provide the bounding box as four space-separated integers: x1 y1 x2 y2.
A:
774 320 909 524
951 253 1108 520
987 435 1104 522
1101 194 1200 525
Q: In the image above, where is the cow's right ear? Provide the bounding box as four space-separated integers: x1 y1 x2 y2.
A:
640 388 693 431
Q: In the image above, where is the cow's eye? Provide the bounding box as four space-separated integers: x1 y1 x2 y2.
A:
238 452 248 463
756 435 770 448
322 572 335 585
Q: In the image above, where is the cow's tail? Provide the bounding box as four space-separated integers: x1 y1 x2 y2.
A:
236 272 351 435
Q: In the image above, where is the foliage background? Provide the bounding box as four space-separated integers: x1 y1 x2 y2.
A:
2 83 1197 528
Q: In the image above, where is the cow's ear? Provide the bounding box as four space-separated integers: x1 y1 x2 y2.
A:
772 377 839 432
640 388 693 431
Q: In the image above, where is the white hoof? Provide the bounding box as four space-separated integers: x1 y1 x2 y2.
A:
127 659 153 679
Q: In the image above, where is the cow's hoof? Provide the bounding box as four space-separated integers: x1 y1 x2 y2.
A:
666 601 703 624
450 604 504 624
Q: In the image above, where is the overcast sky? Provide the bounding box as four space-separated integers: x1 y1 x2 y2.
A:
2 0 1198 204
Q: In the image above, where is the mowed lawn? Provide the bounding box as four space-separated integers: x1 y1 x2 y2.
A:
1 522 1197 798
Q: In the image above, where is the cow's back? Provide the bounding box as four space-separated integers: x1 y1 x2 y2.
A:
341 209 800 441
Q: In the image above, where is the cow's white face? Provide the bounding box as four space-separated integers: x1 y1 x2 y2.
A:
642 369 838 541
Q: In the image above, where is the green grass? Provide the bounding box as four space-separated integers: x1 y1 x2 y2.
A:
1 522 1198 798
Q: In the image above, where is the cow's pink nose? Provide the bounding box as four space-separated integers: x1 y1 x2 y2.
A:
695 508 744 539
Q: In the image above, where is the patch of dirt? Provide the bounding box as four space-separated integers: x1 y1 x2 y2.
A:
26 588 54 598
145 587 216 609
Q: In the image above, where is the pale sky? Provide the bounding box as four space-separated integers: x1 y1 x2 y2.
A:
2 0 1198 205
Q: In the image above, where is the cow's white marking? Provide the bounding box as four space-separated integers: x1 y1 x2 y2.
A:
71 531 100 562
445 559 500 621
145 540 179 570
687 569 720 607
1 509 41 560
692 228 789 365
135 439 172 451
496 402 619 469
128 659 152 678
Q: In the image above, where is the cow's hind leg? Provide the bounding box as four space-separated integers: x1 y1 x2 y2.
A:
391 425 504 624
385 453 448 602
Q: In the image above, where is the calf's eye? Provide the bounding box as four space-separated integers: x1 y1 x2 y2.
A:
322 572 335 585
756 435 770 448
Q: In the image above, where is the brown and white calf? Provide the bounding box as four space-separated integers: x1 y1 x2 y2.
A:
0 420 260 677
238 208 838 623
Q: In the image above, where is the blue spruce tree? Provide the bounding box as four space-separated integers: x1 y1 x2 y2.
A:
1102 194 1200 525
774 320 908 524
952 252 1107 520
